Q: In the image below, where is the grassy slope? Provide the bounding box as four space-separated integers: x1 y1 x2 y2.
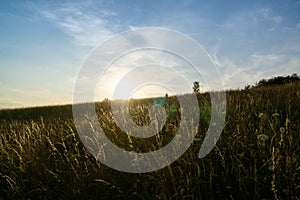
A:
0 83 299 199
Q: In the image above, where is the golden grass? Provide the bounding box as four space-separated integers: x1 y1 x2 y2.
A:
0 83 299 199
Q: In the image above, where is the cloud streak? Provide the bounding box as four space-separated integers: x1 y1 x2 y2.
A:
39 2 118 47
218 52 300 89
259 8 283 24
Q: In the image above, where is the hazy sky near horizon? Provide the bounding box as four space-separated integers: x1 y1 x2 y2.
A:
1 0 300 108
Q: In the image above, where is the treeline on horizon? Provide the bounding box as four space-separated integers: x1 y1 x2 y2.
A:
249 73 300 88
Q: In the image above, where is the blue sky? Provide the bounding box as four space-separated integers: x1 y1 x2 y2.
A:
1 0 300 108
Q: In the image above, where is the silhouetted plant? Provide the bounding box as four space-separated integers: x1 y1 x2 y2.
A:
193 81 200 93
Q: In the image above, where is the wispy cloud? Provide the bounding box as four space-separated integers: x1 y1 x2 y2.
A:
271 15 283 24
218 52 300 89
39 10 58 20
259 8 283 24
39 2 119 47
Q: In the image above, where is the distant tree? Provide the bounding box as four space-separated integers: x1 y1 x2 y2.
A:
256 73 300 87
193 81 200 93
244 84 251 90
104 97 109 102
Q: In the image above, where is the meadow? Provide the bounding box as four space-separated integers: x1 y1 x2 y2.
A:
0 82 299 199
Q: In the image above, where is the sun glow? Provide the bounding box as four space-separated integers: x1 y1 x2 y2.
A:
94 49 199 101
130 84 174 99
96 75 175 101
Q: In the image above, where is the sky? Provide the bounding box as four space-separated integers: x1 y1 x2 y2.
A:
1 0 300 108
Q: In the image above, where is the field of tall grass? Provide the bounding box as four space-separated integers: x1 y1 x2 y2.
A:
0 83 299 199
